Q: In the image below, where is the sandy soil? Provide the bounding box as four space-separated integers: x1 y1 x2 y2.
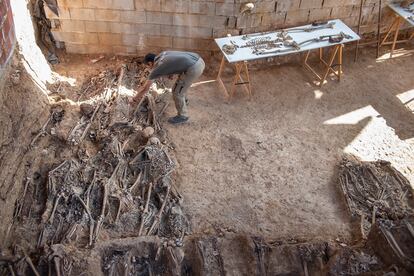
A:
45 47 414 244
163 47 414 242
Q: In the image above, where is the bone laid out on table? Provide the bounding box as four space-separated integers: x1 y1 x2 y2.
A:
380 3 414 58
215 19 360 98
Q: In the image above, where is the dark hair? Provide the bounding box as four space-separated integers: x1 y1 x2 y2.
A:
144 53 156 64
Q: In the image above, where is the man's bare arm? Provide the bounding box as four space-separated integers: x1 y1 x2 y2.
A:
130 79 153 104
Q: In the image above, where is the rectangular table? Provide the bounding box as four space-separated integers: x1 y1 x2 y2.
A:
380 3 414 58
214 19 360 99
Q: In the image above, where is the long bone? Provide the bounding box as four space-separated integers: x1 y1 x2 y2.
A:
147 184 171 235
283 22 335 33
255 32 352 55
138 182 153 235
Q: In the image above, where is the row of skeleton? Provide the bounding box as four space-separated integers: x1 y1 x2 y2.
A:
222 21 354 56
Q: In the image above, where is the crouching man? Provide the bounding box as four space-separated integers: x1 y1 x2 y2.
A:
130 51 205 124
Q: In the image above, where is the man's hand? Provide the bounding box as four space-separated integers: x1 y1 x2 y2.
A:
129 80 153 108
128 96 139 105
129 80 152 106
129 87 144 106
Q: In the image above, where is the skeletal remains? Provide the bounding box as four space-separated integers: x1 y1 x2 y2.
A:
3 59 414 275
2 60 190 275
253 32 353 55
40 89 189 246
241 21 335 40
221 22 352 56
338 159 414 237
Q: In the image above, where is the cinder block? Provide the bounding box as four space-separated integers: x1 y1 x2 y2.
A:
120 11 146 23
350 5 362 18
123 34 145 45
52 31 99 44
240 26 266 37
212 28 240 38
145 0 161 11
254 1 276 14
65 43 87 54
331 6 354 19
145 35 173 47
216 3 236 16
276 0 300 12
161 0 189 13
160 25 212 39
98 33 122 45
94 9 121 22
59 20 85 32
83 0 135 10
324 0 360 8
364 0 379 4
309 8 332 22
85 21 111 32
111 23 162 35
173 14 200 26
359 24 374 34
285 9 310 26
299 0 323 10
57 0 83 8
190 1 215 15
172 14 226 28
342 16 359 28
236 14 263 29
361 5 376 18
110 22 137 34
146 12 173 25
113 45 137 54
45 5 70 19
69 8 95 20
137 46 164 56
135 0 145 11
172 37 215 51
261 12 286 27
65 43 113 54
362 11 378 25
199 15 229 28
114 0 136 10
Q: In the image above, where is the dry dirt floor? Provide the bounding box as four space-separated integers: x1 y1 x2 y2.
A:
52 47 414 245
164 47 414 242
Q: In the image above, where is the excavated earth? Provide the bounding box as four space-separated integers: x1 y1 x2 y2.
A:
0 47 414 275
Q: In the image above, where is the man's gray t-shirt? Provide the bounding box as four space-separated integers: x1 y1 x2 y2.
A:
148 51 200 80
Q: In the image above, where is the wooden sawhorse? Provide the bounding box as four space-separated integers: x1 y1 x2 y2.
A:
380 15 414 58
304 44 344 87
216 56 252 100
217 43 344 97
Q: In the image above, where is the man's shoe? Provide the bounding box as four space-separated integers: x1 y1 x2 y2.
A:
168 115 189 124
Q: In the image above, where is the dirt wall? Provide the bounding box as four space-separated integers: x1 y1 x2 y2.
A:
0 56 49 246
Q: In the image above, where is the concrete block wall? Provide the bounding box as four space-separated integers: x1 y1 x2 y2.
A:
45 0 405 57
0 0 15 68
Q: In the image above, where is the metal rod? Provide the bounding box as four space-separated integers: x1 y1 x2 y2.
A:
354 0 364 62
376 0 382 57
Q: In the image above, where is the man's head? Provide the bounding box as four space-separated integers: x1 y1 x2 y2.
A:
144 53 156 67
